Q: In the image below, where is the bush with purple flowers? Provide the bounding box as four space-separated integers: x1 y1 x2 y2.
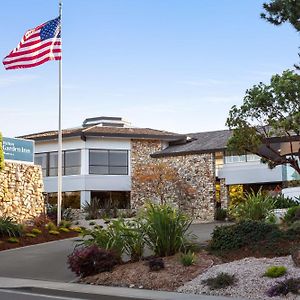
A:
266 278 300 297
67 245 119 277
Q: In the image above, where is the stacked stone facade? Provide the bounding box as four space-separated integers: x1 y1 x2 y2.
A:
0 162 44 223
131 140 216 222
219 178 229 209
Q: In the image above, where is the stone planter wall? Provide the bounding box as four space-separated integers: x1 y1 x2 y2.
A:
131 140 216 222
0 162 45 223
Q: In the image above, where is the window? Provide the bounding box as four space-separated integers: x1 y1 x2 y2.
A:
35 153 47 177
46 191 80 209
35 150 81 177
65 150 81 175
91 191 130 209
89 149 128 175
225 152 260 164
224 151 246 164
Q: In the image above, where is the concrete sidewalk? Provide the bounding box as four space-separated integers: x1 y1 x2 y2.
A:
0 277 245 300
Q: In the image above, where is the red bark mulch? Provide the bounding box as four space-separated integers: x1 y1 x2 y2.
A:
0 227 79 251
81 251 220 291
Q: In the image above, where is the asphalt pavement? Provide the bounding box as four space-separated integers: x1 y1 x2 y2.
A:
0 222 230 283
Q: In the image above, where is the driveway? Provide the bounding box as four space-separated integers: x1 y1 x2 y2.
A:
0 222 230 283
189 221 231 244
0 238 79 282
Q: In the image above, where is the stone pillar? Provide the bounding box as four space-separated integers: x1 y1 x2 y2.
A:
219 178 229 209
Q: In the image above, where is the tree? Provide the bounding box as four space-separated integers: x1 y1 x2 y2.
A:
261 0 300 67
134 162 196 206
0 133 4 171
226 70 300 174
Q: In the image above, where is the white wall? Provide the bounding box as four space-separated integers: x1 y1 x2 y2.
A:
35 137 132 200
218 161 283 185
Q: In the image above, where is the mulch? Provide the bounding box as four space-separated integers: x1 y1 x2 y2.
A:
81 251 220 292
0 227 79 251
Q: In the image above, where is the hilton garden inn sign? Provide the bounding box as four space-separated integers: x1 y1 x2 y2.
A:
3 137 34 164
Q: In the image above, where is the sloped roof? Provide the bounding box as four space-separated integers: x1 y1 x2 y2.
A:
152 129 233 157
20 125 184 142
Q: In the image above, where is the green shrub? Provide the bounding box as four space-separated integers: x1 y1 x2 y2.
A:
7 237 19 243
59 227 70 233
142 203 193 257
202 272 236 290
62 208 76 221
273 194 299 209
49 230 60 235
70 226 82 233
267 278 300 297
264 266 287 278
59 220 72 228
215 208 227 221
83 199 101 220
31 228 42 235
46 222 57 231
231 189 276 221
82 218 145 261
180 251 196 266
81 222 123 259
209 221 283 252
289 220 300 232
265 213 277 224
0 217 23 237
284 206 300 225
25 233 37 238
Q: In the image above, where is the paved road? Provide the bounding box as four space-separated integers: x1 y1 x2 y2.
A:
0 289 152 300
0 238 79 282
0 222 230 283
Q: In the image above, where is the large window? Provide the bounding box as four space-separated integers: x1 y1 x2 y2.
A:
89 149 128 175
35 150 81 177
46 191 80 209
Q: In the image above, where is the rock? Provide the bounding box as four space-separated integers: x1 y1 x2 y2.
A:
291 248 300 267
0 162 44 223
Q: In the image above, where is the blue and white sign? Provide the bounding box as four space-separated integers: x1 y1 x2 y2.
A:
2 137 34 163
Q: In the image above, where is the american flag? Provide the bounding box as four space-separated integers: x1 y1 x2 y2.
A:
3 17 61 70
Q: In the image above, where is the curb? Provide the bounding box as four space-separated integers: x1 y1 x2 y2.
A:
0 277 246 300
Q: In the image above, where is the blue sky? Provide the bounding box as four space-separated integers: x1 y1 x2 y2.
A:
0 0 298 137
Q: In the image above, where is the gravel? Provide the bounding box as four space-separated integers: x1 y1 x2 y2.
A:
178 256 300 300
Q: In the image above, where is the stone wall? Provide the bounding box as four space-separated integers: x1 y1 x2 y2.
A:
219 178 229 208
131 140 216 222
0 162 44 223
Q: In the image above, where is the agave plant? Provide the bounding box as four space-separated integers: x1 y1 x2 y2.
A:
0 216 23 237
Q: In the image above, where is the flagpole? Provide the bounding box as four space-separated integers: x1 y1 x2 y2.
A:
57 0 63 225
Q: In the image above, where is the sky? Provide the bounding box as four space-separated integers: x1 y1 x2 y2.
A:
0 0 298 137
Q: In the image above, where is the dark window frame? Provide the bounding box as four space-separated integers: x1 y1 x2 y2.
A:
89 149 129 175
35 149 81 177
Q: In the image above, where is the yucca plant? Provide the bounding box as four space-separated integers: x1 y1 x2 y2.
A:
0 216 23 237
231 189 276 221
142 203 193 257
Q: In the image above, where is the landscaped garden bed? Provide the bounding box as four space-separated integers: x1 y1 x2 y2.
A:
81 251 217 291
67 192 300 299
0 226 79 251
178 256 300 300
0 215 82 251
